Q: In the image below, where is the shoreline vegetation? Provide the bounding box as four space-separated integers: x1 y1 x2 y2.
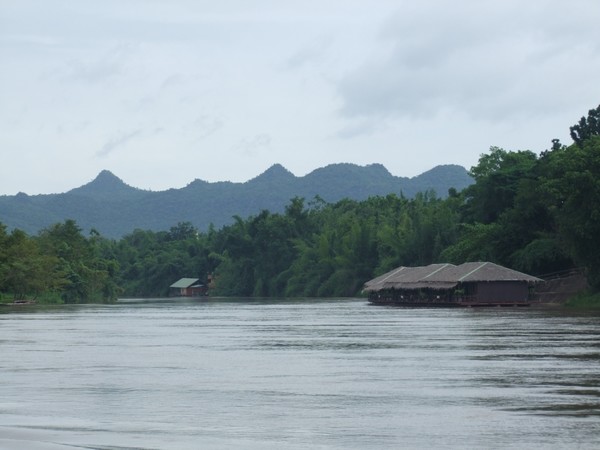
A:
564 291 600 309
1 104 599 308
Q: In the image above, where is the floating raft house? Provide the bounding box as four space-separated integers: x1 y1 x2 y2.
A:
363 262 542 307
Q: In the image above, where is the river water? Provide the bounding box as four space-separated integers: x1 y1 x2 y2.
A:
1 298 600 449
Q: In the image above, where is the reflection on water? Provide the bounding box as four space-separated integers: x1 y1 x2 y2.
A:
1 299 600 449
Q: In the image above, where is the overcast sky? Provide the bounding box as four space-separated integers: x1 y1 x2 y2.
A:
1 0 600 195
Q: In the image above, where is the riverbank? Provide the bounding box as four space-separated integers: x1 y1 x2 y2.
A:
0 291 120 306
0 291 62 305
564 291 600 308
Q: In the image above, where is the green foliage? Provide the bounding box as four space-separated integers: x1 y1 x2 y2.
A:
570 104 600 147
440 222 502 264
111 222 215 297
464 147 538 224
510 236 570 275
1 228 63 300
0 220 118 302
442 105 600 292
540 136 600 288
278 193 460 297
2 103 600 300
444 142 577 277
564 291 600 308
211 198 315 296
35 220 119 303
0 164 472 238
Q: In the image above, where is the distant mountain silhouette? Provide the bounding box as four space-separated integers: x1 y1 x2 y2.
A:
0 163 473 238
68 170 145 200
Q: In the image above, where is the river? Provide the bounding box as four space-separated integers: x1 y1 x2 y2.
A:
1 298 599 449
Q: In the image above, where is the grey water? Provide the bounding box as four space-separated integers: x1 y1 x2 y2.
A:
1 299 600 449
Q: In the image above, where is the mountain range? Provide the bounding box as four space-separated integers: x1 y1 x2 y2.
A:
0 163 473 238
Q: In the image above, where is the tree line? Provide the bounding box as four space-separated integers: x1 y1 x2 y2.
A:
1 104 599 303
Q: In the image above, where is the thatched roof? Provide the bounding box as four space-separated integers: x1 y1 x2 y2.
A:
363 262 542 292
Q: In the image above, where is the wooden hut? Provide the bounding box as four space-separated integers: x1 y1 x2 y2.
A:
364 262 542 307
169 278 207 297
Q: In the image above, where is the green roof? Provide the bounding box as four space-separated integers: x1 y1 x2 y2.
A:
170 278 201 288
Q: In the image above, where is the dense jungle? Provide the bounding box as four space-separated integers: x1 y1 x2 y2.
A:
1 105 599 304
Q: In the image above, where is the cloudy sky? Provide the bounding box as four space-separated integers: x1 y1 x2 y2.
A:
1 0 600 195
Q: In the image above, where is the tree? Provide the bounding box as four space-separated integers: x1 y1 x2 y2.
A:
2 229 64 300
0 223 8 293
168 222 198 241
541 136 600 287
463 147 538 224
440 222 502 264
570 104 600 147
37 220 118 302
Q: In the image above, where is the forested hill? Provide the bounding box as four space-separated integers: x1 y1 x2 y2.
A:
0 163 472 238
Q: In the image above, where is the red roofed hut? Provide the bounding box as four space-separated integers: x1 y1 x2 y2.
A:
169 278 207 297
363 262 542 307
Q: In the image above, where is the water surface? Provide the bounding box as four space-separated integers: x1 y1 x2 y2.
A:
1 299 600 449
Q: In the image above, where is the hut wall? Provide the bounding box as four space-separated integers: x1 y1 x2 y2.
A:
473 281 529 303
188 286 207 296
169 287 183 297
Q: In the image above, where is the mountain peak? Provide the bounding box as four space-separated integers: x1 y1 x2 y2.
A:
248 164 296 183
365 163 392 177
1 163 473 238
68 170 140 199
94 169 124 184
